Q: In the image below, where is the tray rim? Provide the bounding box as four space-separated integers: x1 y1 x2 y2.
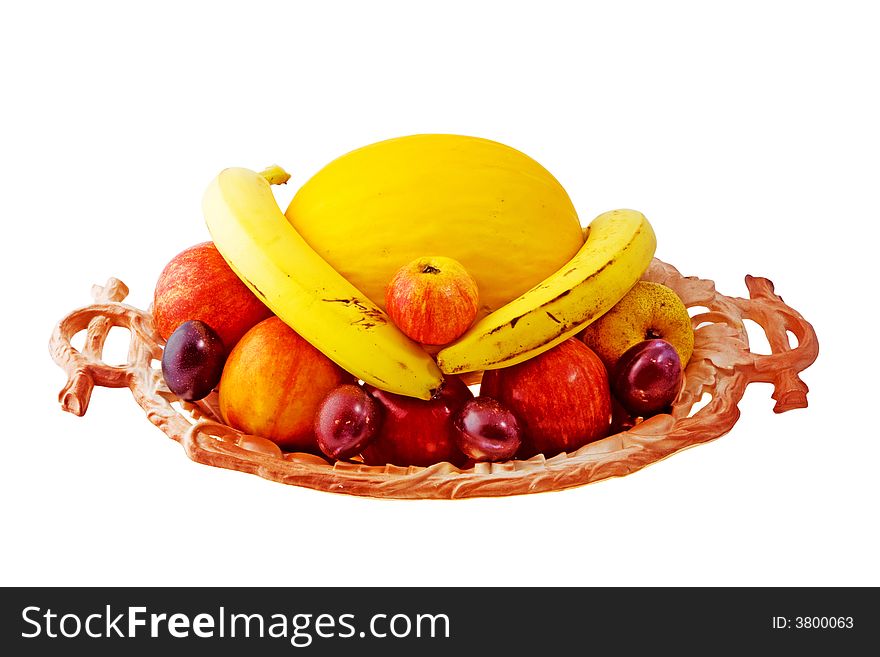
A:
49 258 819 499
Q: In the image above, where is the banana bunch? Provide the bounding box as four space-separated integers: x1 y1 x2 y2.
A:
436 210 656 373
202 166 444 400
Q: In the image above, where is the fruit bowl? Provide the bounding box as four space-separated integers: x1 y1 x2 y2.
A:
49 258 818 499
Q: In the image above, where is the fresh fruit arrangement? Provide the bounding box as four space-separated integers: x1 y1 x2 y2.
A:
49 134 819 498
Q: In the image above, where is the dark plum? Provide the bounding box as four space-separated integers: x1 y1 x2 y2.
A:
452 396 522 462
161 320 226 402
612 339 682 417
315 384 383 460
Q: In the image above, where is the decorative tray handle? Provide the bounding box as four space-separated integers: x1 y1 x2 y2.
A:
732 275 818 413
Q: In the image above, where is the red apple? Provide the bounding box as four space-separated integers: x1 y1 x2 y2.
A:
480 338 611 458
362 376 473 467
154 241 273 350
219 317 352 451
385 256 479 345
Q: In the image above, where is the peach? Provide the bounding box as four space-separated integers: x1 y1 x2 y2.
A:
218 317 352 451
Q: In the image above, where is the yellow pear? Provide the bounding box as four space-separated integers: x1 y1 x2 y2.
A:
581 281 694 370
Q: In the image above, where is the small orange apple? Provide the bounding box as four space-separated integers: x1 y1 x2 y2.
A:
385 256 479 345
219 317 352 451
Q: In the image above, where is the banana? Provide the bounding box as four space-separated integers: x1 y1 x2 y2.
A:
436 210 657 374
202 166 444 400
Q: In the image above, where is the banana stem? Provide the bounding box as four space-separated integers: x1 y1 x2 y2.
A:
259 165 291 185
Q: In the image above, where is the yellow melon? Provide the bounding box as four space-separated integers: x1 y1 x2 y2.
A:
285 134 584 319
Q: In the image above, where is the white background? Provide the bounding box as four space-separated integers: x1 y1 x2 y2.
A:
2 1 877 587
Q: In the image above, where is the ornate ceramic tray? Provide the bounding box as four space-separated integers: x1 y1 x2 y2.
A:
49 258 818 499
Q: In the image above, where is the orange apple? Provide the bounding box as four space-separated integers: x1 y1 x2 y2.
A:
480 338 612 458
153 242 272 350
218 317 352 451
385 256 479 345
